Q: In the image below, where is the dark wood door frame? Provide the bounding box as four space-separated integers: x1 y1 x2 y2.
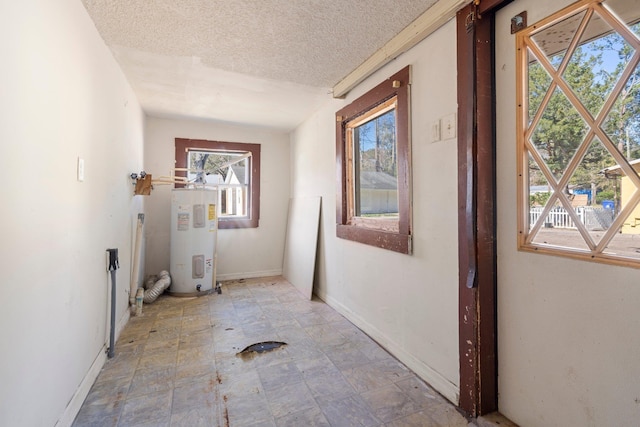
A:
457 0 510 417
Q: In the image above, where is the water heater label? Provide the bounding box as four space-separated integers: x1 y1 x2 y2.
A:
177 213 190 231
208 204 216 220
192 255 205 279
193 204 205 228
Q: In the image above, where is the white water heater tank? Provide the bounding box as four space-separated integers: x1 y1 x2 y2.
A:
170 188 218 296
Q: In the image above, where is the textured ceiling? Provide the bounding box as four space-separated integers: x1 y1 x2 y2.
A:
82 0 440 130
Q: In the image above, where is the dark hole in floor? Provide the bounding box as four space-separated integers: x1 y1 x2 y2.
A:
237 341 287 357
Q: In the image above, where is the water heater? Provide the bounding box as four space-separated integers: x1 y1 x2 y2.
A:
170 188 218 296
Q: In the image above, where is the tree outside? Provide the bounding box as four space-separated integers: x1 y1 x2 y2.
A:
189 151 241 183
528 16 640 209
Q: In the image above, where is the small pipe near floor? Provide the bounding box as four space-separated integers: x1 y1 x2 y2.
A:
129 213 144 306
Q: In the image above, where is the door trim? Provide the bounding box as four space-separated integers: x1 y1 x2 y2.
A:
457 0 510 416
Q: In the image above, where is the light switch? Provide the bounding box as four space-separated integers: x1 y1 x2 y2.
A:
77 157 85 182
431 120 441 142
442 113 457 140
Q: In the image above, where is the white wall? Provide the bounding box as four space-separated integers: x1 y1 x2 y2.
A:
495 1 640 425
290 20 461 402
0 1 145 426
144 117 290 280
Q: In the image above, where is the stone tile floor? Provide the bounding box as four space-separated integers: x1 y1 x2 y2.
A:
73 277 470 427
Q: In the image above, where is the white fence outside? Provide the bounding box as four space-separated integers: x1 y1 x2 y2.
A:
530 207 585 229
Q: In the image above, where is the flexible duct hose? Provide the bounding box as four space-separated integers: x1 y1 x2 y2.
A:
143 270 171 304
144 275 158 290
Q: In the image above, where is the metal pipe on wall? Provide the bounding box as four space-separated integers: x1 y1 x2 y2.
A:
106 248 119 359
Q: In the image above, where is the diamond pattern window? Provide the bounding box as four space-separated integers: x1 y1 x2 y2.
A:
517 0 640 265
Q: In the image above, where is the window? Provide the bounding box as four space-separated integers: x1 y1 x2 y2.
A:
187 150 249 217
175 138 260 229
517 0 640 265
336 66 412 254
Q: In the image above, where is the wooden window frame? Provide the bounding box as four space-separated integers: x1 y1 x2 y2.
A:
175 138 260 229
336 66 412 254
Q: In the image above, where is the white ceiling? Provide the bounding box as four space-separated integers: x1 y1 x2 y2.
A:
81 0 440 130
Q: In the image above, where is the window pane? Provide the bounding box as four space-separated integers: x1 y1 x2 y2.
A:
187 150 250 217
530 10 585 71
219 185 248 217
529 86 589 182
353 109 398 217
527 48 553 126
563 11 634 119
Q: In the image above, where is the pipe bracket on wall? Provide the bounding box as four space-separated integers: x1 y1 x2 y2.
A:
131 171 153 195
107 249 119 272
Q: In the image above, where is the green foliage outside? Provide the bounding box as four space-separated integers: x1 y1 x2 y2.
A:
595 189 616 205
530 192 552 207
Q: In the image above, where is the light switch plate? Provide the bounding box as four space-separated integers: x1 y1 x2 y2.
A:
431 120 441 142
442 113 457 140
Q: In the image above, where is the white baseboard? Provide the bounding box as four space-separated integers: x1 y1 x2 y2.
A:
55 346 107 427
216 269 282 281
116 306 131 343
56 307 131 427
321 293 460 405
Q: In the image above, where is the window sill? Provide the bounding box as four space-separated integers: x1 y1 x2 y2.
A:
219 218 258 229
336 224 411 254
349 216 399 233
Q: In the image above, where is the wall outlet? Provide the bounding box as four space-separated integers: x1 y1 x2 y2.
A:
431 120 441 142
442 113 456 140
